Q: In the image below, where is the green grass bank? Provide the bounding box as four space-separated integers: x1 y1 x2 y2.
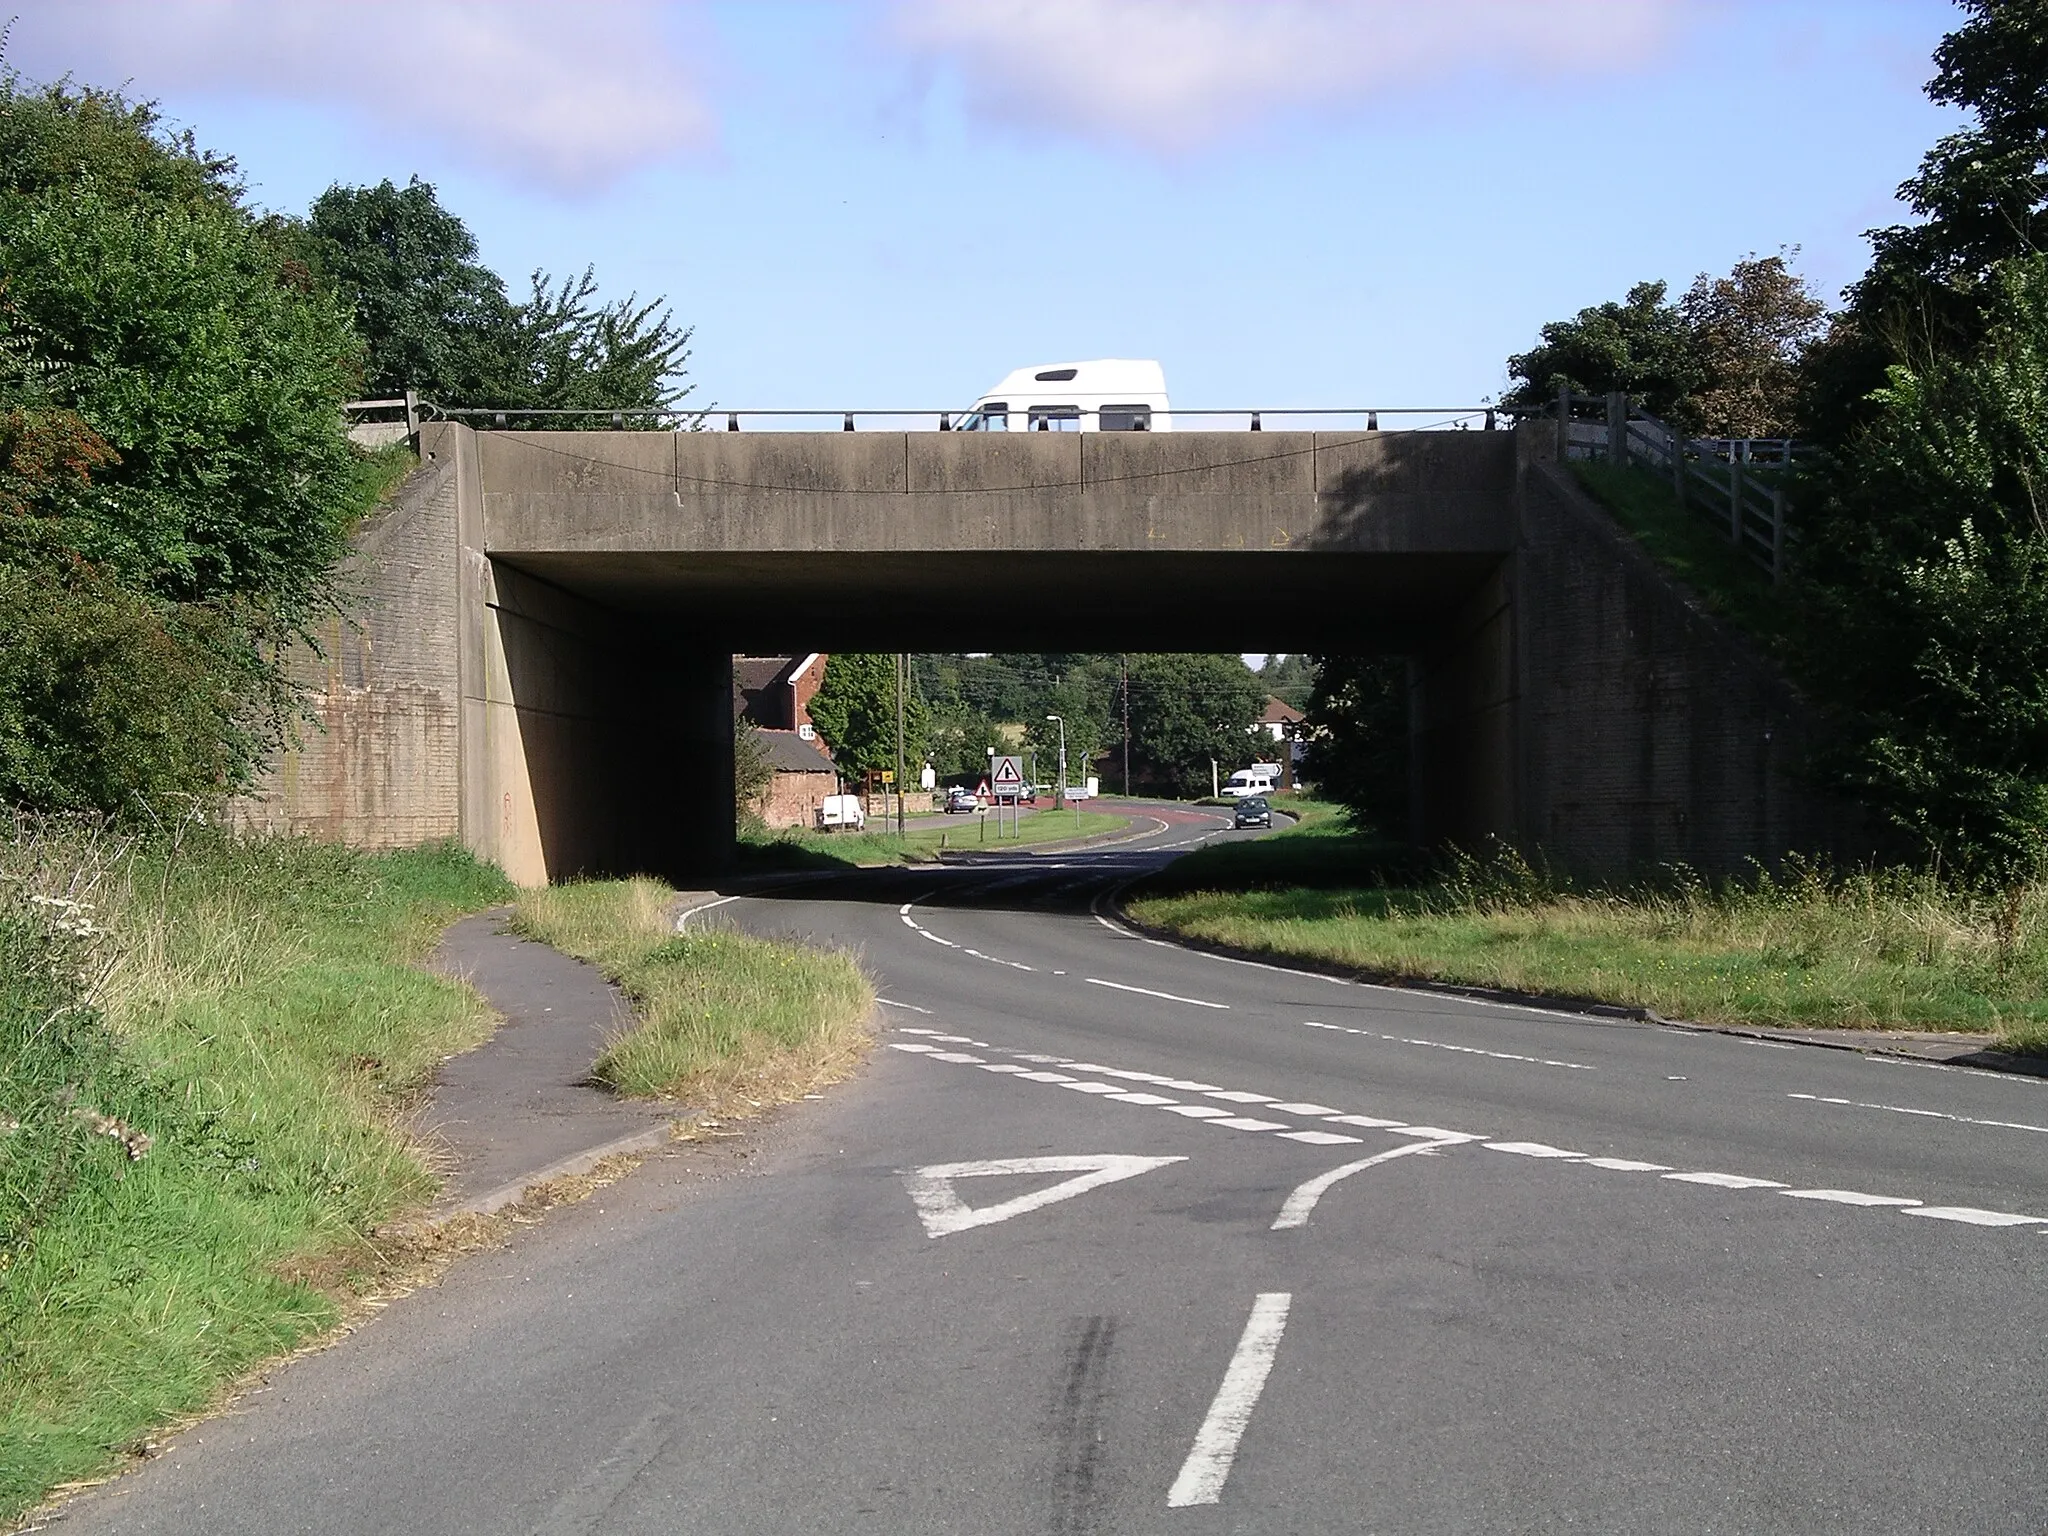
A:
513 880 875 1108
1128 821 2048 1052
1 824 513 1524
736 806 1129 871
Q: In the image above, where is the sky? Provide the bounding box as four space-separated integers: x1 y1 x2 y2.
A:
5 0 1966 421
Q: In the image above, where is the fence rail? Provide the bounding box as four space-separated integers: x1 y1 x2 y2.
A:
344 401 1508 434
1554 388 1791 581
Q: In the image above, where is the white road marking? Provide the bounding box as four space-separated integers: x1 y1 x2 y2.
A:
1085 977 1230 1009
1787 1092 2048 1137
1164 1105 1233 1119
1278 1130 1364 1146
1205 1090 1277 1104
1300 1019 1595 1071
979 1063 1030 1074
1324 1113 1408 1129
877 998 934 1014
887 1042 939 1054
930 1051 983 1064
1106 1092 1179 1106
1780 1189 1922 1207
1580 1157 1671 1172
1664 1172 1786 1190
674 893 745 930
1016 1071 1075 1083
916 928 960 948
1166 1293 1293 1508
1266 1102 1340 1116
1210 1117 1290 1132
1061 1081 1127 1095
1396 1126 1485 1143
1903 1206 2048 1227
1271 1138 1462 1230
903 1154 1187 1238
1486 1141 1584 1159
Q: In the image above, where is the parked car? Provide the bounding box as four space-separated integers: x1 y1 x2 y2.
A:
817 794 866 831
1233 796 1272 829
945 786 980 813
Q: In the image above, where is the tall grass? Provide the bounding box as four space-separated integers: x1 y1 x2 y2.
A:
514 880 875 1109
1129 839 2048 1050
0 816 511 1522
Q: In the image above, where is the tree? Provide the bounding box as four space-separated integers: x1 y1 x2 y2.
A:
1302 656 1408 835
807 654 928 778
300 178 696 418
1257 653 1318 711
733 719 770 824
1679 252 1828 438
1503 280 1704 423
1794 255 2048 879
1123 653 1263 797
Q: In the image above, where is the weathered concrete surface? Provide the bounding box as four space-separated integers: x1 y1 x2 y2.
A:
240 420 1860 883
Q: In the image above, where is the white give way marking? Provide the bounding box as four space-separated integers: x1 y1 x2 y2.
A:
901 1154 1186 1238
1167 1292 1293 1507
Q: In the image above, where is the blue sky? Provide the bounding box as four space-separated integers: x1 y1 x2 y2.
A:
10 1 1964 420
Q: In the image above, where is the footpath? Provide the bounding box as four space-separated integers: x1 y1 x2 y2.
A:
418 907 698 1217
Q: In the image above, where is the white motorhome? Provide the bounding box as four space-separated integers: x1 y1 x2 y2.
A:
956 359 1172 433
1222 764 1282 799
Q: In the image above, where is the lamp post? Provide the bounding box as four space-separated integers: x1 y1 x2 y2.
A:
1045 714 1067 810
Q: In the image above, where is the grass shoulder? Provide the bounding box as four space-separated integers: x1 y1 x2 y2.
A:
512 879 875 1108
1127 841 2047 1052
736 806 1130 871
2 828 513 1524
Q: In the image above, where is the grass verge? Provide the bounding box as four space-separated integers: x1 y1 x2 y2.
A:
1571 461 1794 648
735 808 1130 871
1128 841 2048 1051
1 822 513 1525
1141 796 1418 895
512 879 875 1109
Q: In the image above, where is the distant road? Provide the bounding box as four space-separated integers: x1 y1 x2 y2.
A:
64 807 2048 1533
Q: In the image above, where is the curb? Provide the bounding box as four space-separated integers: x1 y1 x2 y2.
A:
1102 897 2048 1080
437 1123 675 1221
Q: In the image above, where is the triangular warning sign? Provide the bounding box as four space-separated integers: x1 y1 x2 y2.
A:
903 1154 1185 1238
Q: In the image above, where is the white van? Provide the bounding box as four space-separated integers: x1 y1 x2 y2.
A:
816 794 866 831
956 359 1172 433
1222 765 1281 799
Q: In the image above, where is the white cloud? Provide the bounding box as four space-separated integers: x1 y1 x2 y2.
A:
891 0 1694 151
2 0 715 195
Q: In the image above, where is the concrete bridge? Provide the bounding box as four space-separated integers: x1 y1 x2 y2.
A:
241 420 1849 885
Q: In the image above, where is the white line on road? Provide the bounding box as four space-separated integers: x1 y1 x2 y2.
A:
1486 1141 1584 1159
1299 1019 1595 1071
1787 1092 2048 1137
674 893 744 930
1085 977 1230 1009
1780 1189 1922 1207
1904 1206 2048 1227
1166 1293 1293 1508
1664 1172 1786 1190
876 997 934 1014
1271 1138 1463 1230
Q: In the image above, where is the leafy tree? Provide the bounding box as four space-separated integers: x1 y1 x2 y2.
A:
1123 653 1263 797
924 704 1005 779
1794 255 2048 878
1503 280 1704 423
808 653 929 778
1302 655 1409 835
733 718 770 823
300 177 509 404
1679 252 1828 438
1257 653 1318 711
300 177 696 418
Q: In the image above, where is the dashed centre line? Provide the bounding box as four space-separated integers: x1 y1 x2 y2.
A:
1788 1092 2048 1137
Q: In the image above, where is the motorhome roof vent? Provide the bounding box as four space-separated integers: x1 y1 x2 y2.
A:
1034 367 1079 381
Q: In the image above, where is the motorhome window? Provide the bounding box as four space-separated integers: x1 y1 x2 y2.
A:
1034 368 1079 382
1028 406 1082 431
966 403 1008 431
1100 404 1152 432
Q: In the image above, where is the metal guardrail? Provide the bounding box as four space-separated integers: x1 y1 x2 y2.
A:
375 403 1507 433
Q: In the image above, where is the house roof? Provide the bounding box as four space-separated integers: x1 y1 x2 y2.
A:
1259 695 1305 725
755 729 837 773
734 655 796 695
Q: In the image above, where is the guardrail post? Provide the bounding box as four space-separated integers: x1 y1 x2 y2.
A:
1250 411 1262 431
939 413 951 431
403 388 419 440
1671 423 1686 506
1728 461 1744 546
1770 486 1785 582
726 413 739 431
1367 411 1379 431
842 412 855 432
1484 409 1496 431
1555 385 1570 460
1606 392 1628 467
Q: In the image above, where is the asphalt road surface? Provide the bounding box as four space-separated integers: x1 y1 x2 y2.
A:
58 808 2048 1533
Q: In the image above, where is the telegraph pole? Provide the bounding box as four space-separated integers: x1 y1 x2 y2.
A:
895 653 907 836
1121 655 1133 797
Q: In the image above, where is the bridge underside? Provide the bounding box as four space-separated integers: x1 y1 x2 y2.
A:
238 423 1859 886
495 550 1504 653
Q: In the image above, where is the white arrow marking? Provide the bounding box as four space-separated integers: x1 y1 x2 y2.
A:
1271 1137 1462 1230
902 1154 1185 1238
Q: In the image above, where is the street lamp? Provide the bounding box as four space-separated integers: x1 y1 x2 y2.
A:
1045 714 1067 810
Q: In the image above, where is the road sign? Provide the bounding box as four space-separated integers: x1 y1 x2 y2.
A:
880 770 895 785
990 754 1025 798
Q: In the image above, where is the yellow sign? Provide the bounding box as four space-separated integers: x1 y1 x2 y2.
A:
880 771 896 784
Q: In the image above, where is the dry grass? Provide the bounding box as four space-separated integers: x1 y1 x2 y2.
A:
513 880 875 1112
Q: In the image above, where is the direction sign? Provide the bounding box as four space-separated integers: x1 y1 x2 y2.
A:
990 754 1025 798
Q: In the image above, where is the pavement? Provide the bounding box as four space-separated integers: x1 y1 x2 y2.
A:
418 910 679 1213
49 806 2048 1534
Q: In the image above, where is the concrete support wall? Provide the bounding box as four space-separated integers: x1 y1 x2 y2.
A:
232 453 462 846
1410 560 1519 851
1508 442 1859 876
